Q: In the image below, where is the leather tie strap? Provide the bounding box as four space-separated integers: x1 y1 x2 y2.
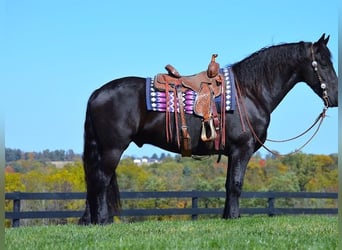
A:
176 85 192 156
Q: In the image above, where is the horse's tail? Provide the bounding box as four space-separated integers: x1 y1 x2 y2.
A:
79 101 96 224
82 100 97 188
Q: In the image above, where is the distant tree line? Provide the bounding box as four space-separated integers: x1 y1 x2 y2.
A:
5 148 174 163
5 148 82 162
4 150 338 226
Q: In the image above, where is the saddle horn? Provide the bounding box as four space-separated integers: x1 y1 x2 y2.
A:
207 54 219 78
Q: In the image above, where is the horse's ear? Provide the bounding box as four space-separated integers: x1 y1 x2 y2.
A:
324 34 330 45
317 33 329 45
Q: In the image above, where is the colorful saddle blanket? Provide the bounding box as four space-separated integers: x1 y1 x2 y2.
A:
146 66 236 113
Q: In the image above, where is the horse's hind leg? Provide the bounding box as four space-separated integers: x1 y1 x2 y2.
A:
79 118 124 225
79 200 91 225
85 148 122 224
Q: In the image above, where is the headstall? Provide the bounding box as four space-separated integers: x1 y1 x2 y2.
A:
310 43 329 109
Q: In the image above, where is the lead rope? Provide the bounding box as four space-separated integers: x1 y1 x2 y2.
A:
266 109 327 155
235 78 328 157
266 110 326 143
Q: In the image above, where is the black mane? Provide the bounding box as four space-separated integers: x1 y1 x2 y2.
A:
232 42 307 95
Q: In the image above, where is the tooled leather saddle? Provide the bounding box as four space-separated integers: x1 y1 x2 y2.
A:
153 54 226 156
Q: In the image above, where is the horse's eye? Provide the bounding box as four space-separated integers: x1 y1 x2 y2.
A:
320 60 328 67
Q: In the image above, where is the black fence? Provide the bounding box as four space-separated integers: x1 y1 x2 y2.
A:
5 191 338 227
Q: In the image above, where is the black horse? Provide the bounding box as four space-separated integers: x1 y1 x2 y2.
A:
79 34 338 225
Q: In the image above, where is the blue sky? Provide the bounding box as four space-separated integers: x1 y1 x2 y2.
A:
2 1 338 158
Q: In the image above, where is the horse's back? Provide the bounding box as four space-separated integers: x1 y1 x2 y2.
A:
88 76 145 106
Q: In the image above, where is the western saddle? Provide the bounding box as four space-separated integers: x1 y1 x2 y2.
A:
154 54 226 156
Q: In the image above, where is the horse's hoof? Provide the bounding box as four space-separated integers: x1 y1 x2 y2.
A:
78 216 91 226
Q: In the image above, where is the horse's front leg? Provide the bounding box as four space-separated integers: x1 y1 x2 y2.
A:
223 148 253 219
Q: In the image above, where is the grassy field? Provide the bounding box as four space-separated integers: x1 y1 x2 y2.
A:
5 215 337 250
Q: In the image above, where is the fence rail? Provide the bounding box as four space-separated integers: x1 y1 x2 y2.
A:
5 191 338 227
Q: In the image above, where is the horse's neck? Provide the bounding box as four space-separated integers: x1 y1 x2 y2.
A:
235 43 307 113
264 69 301 112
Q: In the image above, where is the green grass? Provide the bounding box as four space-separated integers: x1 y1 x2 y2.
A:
5 215 337 250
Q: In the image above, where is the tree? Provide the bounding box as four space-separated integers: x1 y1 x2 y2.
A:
151 153 159 160
305 155 337 192
5 148 22 162
281 153 317 191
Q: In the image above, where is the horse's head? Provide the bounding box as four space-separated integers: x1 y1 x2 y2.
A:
302 34 338 108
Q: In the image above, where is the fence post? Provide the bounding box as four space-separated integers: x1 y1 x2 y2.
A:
267 197 275 217
12 192 21 227
191 191 198 220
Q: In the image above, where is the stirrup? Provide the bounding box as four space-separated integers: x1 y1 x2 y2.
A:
201 119 217 141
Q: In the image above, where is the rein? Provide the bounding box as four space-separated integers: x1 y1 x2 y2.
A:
234 43 330 157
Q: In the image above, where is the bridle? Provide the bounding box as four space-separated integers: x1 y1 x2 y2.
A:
235 43 330 157
310 43 330 109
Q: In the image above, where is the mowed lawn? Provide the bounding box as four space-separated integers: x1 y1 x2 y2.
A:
5 215 337 250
